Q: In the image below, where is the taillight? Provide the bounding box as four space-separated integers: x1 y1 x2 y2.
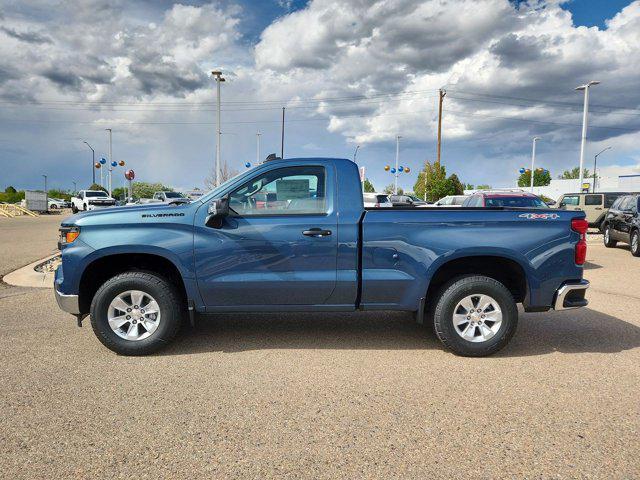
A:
571 218 588 265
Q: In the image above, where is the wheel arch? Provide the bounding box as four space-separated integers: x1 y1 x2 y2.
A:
78 252 189 314
425 255 528 306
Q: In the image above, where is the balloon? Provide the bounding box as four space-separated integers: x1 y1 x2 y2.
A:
390 168 396 174
398 166 404 172
100 158 106 164
94 163 101 169
119 160 125 166
245 162 251 168
519 168 525 174
405 167 410 173
111 161 117 167
384 165 390 171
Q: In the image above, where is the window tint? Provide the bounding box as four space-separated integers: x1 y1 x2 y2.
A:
484 196 548 208
376 195 390 203
561 195 579 206
584 194 602 206
229 166 327 216
451 196 467 206
85 191 107 198
604 194 623 208
610 197 623 210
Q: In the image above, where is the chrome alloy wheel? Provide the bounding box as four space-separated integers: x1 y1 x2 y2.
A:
107 290 161 341
632 232 639 253
605 228 610 244
452 294 503 343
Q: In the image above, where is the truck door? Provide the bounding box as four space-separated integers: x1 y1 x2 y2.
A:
194 164 338 307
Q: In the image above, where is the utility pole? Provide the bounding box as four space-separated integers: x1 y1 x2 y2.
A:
593 146 611 193
212 70 225 186
105 128 113 196
437 88 446 167
256 131 261 164
394 135 401 194
530 137 541 192
83 141 95 185
353 145 360 162
281 107 285 158
72 181 77 194
575 80 600 192
423 161 429 201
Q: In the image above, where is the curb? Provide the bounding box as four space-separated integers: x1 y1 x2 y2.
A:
2 254 59 289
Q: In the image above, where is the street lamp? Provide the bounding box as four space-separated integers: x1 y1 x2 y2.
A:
256 131 261 165
212 70 226 187
575 80 600 191
105 128 113 196
83 141 95 185
42 175 47 210
593 146 611 193
353 145 360 162
394 135 402 194
72 181 77 194
530 137 541 192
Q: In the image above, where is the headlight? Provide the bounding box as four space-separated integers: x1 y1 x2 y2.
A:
59 226 80 247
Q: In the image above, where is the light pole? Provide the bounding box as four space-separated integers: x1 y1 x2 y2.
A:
256 131 261 165
394 135 402 194
72 181 77 194
83 141 95 185
530 136 541 192
575 80 600 191
105 128 113 196
353 145 360 162
212 70 225 187
42 175 47 210
593 146 611 193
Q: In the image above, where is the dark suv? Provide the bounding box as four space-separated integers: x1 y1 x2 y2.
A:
603 194 640 256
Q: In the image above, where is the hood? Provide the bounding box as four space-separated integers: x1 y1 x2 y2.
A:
62 202 196 227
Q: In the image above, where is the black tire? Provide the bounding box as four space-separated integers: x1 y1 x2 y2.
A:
603 225 617 248
50 204 58 209
71 205 78 214
631 230 640 257
433 275 518 357
90 271 183 355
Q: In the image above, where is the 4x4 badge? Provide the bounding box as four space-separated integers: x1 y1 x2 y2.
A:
518 213 560 220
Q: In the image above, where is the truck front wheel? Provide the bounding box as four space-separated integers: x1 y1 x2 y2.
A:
90 271 183 355
433 275 518 357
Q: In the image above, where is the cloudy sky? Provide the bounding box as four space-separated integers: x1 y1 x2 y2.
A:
1 0 639 193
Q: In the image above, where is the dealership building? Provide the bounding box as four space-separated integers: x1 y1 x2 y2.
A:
522 174 640 200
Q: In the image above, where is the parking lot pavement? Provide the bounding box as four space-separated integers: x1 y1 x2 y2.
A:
0 219 639 479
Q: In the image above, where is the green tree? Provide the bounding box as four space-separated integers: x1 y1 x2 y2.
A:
518 169 552 187
383 184 403 195
413 161 464 202
363 178 375 193
112 187 127 200
476 184 492 190
0 189 24 203
132 182 173 199
47 189 72 201
5 186 17 193
558 167 592 180
88 183 107 192
464 183 474 190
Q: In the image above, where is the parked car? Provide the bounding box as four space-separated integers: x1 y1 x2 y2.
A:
48 198 70 209
55 157 589 357
462 190 548 208
389 194 429 207
433 195 467 207
363 192 392 208
602 194 640 256
152 191 191 205
71 190 116 213
557 192 630 231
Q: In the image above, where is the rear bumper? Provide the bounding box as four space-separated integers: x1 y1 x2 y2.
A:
553 280 589 310
54 287 80 315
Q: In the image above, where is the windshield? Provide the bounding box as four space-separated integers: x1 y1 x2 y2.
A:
85 191 108 197
485 196 548 208
451 196 466 205
164 192 184 198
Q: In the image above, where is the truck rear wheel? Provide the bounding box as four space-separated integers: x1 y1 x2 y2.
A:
433 275 518 357
90 271 183 355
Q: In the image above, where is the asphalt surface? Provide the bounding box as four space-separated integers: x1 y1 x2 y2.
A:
0 217 639 479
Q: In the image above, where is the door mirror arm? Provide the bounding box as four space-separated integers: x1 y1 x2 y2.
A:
205 195 230 228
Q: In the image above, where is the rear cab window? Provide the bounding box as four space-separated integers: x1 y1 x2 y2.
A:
584 194 602 206
560 195 579 207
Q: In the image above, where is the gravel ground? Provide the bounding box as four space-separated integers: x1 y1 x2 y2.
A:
0 217 638 479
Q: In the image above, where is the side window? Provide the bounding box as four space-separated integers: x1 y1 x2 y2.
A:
631 197 639 214
604 194 622 208
561 195 579 206
611 197 623 210
584 194 602 206
229 166 327 216
472 196 483 207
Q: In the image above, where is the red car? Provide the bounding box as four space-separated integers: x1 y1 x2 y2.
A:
462 190 549 208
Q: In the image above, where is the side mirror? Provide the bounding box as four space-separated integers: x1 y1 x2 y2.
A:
206 196 229 227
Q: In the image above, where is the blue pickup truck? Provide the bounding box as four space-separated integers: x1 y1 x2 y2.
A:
55 157 589 356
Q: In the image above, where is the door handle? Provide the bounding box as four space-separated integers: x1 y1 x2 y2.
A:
302 228 332 237
595 207 602 210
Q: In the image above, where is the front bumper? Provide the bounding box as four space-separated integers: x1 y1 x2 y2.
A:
54 287 80 315
553 280 589 310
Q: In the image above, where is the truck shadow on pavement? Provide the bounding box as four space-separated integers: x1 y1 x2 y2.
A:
162 308 640 357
